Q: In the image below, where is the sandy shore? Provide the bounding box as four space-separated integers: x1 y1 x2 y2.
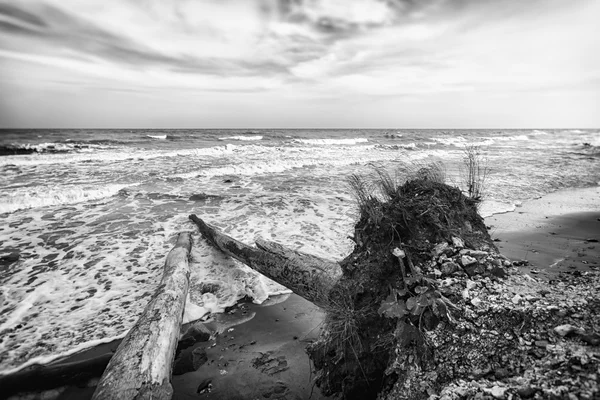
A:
6 186 599 400
486 186 599 277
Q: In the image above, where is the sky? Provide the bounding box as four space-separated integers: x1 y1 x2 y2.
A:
0 0 598 128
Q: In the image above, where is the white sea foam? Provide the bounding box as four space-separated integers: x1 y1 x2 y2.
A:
0 183 133 214
485 134 530 142
147 134 167 140
292 138 368 145
531 130 549 135
478 200 517 218
219 136 263 141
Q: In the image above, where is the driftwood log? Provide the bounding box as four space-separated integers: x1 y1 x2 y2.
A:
92 232 192 400
189 214 341 307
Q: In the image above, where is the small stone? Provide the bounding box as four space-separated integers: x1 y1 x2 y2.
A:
464 263 485 277
489 385 506 399
432 242 451 257
511 294 523 305
392 247 405 258
461 255 477 266
553 324 583 337
534 340 549 348
471 298 482 307
494 368 509 379
452 237 465 248
441 261 459 275
469 250 489 259
490 266 507 278
517 386 536 398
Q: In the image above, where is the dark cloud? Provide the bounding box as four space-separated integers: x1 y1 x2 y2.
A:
0 3 46 28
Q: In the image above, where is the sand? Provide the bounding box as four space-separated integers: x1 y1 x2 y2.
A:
5 186 599 400
486 186 600 277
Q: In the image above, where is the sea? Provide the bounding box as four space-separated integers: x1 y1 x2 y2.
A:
0 128 598 374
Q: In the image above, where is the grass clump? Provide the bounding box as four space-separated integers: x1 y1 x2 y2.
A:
460 145 489 203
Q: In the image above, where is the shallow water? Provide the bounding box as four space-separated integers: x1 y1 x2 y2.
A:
0 128 598 373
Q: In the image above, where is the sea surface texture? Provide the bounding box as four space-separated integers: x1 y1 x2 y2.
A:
0 129 598 373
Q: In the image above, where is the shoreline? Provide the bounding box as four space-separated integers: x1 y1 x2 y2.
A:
4 185 599 399
485 185 599 277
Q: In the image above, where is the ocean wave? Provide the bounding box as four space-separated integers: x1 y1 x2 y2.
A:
0 142 111 156
292 138 368 145
0 145 237 167
219 136 263 141
376 143 417 150
64 138 125 145
489 134 530 141
531 130 549 135
0 183 133 214
146 134 167 140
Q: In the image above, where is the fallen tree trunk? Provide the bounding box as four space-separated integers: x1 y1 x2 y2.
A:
189 214 341 307
92 232 192 400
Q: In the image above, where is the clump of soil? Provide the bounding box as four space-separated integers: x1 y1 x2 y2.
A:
307 178 497 399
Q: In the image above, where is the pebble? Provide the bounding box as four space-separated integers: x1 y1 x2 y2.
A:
489 385 506 399
461 255 477 266
517 386 536 398
452 237 465 248
553 324 583 337
511 294 522 305
433 242 451 257
441 262 459 275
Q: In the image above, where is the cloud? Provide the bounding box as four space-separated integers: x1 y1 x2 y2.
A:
0 0 598 127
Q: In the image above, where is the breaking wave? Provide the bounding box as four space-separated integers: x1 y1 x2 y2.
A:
292 138 369 145
219 136 263 141
0 183 134 214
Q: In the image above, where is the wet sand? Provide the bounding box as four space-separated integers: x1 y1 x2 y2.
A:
171 295 326 400
6 186 599 400
485 186 600 278
14 295 327 400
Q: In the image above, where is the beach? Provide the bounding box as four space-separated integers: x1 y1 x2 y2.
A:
2 185 597 399
0 129 598 398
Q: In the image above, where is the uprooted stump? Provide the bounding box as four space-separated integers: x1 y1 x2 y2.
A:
307 178 498 399
190 178 599 400
306 179 599 400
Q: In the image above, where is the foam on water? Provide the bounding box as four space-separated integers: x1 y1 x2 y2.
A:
219 136 263 141
0 183 134 214
292 138 369 145
478 200 517 218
